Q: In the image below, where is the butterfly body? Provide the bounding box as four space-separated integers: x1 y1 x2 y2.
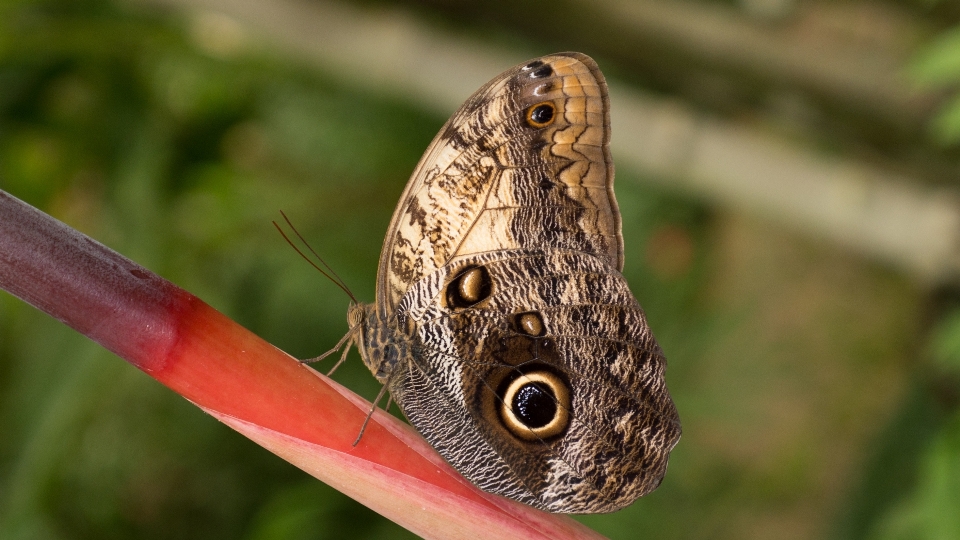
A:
346 52 680 513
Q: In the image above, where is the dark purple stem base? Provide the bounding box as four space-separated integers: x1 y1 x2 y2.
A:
0 190 192 368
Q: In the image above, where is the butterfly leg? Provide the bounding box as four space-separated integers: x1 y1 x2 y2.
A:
353 382 391 446
325 333 356 377
384 394 394 413
300 325 359 367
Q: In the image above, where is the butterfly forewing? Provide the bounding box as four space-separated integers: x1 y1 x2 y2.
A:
375 52 622 316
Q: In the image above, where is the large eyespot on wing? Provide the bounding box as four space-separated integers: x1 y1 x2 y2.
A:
375 52 622 318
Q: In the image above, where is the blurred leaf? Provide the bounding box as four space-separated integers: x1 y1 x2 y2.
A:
910 25 960 144
931 309 960 372
244 481 419 540
928 93 960 145
910 26 960 87
869 411 960 540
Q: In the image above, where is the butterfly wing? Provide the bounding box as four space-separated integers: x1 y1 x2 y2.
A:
371 53 680 513
375 52 622 318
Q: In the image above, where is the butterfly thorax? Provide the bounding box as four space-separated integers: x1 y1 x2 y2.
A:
349 302 413 384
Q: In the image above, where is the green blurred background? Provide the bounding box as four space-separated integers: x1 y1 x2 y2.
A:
3 0 960 538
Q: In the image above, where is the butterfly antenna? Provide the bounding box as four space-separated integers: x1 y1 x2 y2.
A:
280 211 356 301
272 212 358 304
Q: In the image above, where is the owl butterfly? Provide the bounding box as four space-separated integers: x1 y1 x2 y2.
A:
333 52 680 514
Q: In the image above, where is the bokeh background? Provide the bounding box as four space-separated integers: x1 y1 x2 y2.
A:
3 0 960 538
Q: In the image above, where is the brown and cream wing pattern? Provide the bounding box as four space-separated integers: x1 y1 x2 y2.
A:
375 52 622 317
389 249 680 513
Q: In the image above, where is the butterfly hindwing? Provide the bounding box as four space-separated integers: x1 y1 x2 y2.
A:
388 249 679 512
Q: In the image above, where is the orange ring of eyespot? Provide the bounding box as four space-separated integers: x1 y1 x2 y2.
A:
525 102 556 128
499 370 571 441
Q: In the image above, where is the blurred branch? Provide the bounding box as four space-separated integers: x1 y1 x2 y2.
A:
127 0 960 283
584 0 934 131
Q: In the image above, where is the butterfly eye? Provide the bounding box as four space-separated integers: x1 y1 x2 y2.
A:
347 304 363 327
515 312 545 337
499 370 571 441
446 266 491 308
525 102 556 128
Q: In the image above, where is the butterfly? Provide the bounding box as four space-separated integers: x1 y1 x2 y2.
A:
324 52 680 514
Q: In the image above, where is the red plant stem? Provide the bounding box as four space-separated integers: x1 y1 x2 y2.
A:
0 190 604 539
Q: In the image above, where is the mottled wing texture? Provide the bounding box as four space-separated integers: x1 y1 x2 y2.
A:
376 52 622 318
361 52 681 513
389 250 681 513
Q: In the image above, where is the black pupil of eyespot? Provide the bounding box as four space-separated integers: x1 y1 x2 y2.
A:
530 105 553 124
512 382 556 429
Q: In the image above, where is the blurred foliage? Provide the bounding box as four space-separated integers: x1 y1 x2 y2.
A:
861 8 960 517
865 309 960 539
912 23 960 145
0 0 951 539
869 413 960 539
